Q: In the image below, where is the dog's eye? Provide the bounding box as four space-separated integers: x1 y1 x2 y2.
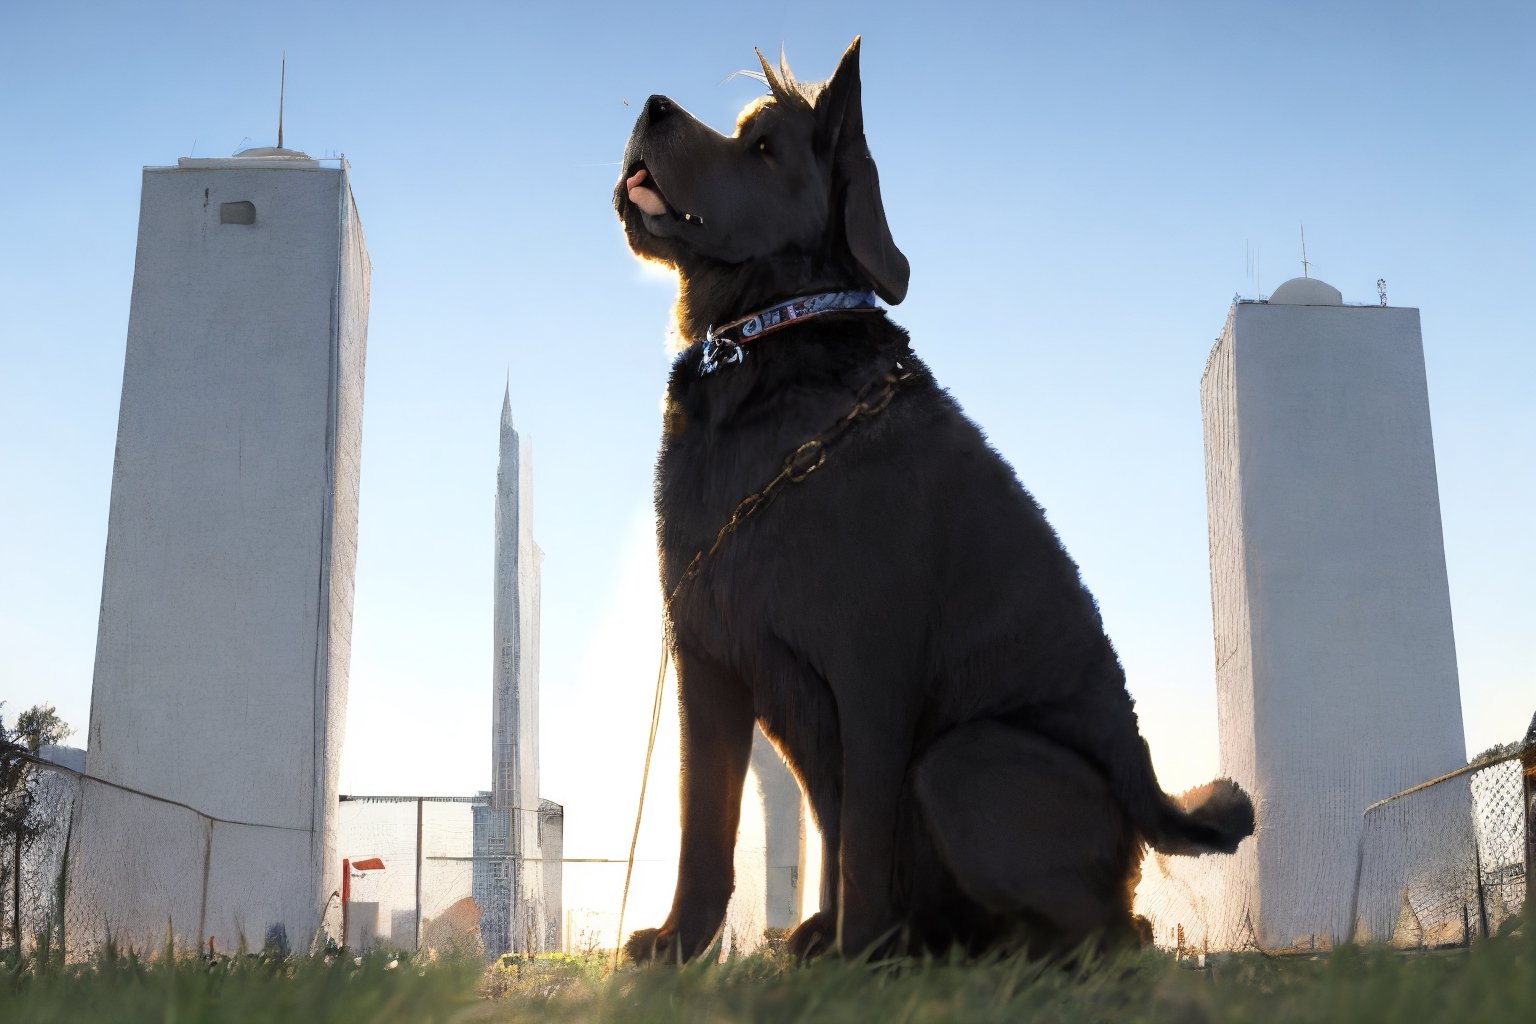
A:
755 137 770 155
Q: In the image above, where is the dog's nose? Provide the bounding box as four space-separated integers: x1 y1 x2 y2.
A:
646 95 673 121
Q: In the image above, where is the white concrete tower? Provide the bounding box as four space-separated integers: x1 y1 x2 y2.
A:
76 146 369 952
1201 277 1466 947
491 385 546 949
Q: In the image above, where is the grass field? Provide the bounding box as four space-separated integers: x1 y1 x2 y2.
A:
2 927 1532 1024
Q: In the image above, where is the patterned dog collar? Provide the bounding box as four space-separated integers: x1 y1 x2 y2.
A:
699 289 880 375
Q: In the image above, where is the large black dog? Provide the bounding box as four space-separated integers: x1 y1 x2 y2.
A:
615 38 1253 962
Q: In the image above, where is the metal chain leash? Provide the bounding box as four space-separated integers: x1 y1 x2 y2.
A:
665 364 915 611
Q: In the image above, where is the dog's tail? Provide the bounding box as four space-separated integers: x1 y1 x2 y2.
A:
1139 768 1256 856
1031 695 1256 855
1103 730 1254 855
1116 662 1256 853
1013 660 1253 853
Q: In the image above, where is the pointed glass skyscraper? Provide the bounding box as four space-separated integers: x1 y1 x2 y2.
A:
474 386 561 954
492 384 541 822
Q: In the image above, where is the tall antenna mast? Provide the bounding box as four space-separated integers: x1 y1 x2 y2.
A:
277 53 286 149
1300 222 1311 278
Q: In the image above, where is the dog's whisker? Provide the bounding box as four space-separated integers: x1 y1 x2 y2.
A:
722 69 769 87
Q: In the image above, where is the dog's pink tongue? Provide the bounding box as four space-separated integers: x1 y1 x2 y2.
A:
626 168 668 216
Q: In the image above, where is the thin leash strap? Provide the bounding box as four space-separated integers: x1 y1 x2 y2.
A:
615 637 671 969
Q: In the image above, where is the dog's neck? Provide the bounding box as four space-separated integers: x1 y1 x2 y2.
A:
696 289 879 374
673 252 870 344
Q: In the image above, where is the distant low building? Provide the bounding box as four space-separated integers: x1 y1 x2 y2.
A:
38 745 85 773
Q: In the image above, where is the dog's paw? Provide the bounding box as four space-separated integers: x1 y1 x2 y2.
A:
787 911 836 960
624 926 687 966
623 927 662 964
1131 914 1154 948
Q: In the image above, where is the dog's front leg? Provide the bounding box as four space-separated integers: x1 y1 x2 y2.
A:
835 706 915 958
628 644 754 964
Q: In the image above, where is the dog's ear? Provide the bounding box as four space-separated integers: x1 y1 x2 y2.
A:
816 37 909 305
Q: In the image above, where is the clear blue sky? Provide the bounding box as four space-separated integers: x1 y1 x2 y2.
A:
2 1 1531 917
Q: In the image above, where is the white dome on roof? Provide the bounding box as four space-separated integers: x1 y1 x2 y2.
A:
1270 277 1343 305
233 146 312 159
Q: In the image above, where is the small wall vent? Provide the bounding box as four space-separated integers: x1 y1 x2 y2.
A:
220 201 256 225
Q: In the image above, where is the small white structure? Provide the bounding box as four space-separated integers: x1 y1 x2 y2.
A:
345 902 381 950
74 147 369 953
1199 278 1466 947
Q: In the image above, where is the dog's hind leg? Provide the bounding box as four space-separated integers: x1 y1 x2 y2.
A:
911 720 1142 955
835 700 925 958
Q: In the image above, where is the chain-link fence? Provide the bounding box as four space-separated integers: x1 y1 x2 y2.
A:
1134 844 1254 954
335 794 568 960
336 795 487 957
1351 745 1531 946
27 737 1524 962
3 769 544 962
5 751 765 963
4 752 345 961
336 790 770 962
1 753 76 961
2 770 553 963
1136 736 1533 954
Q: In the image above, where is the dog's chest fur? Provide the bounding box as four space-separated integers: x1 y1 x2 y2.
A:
656 317 916 672
652 315 1099 735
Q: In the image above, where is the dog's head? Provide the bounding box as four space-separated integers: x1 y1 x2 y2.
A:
615 38 908 341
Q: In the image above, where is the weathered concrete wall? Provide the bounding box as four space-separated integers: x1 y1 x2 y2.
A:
1200 288 1465 948
78 154 369 952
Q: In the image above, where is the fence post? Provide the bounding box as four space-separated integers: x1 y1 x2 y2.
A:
1523 741 1535 916
55 792 74 960
341 858 350 950
414 798 424 953
1472 839 1489 940
11 832 20 960
196 819 212 951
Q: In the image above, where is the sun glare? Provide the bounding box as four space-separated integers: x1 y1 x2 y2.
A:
545 512 679 947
